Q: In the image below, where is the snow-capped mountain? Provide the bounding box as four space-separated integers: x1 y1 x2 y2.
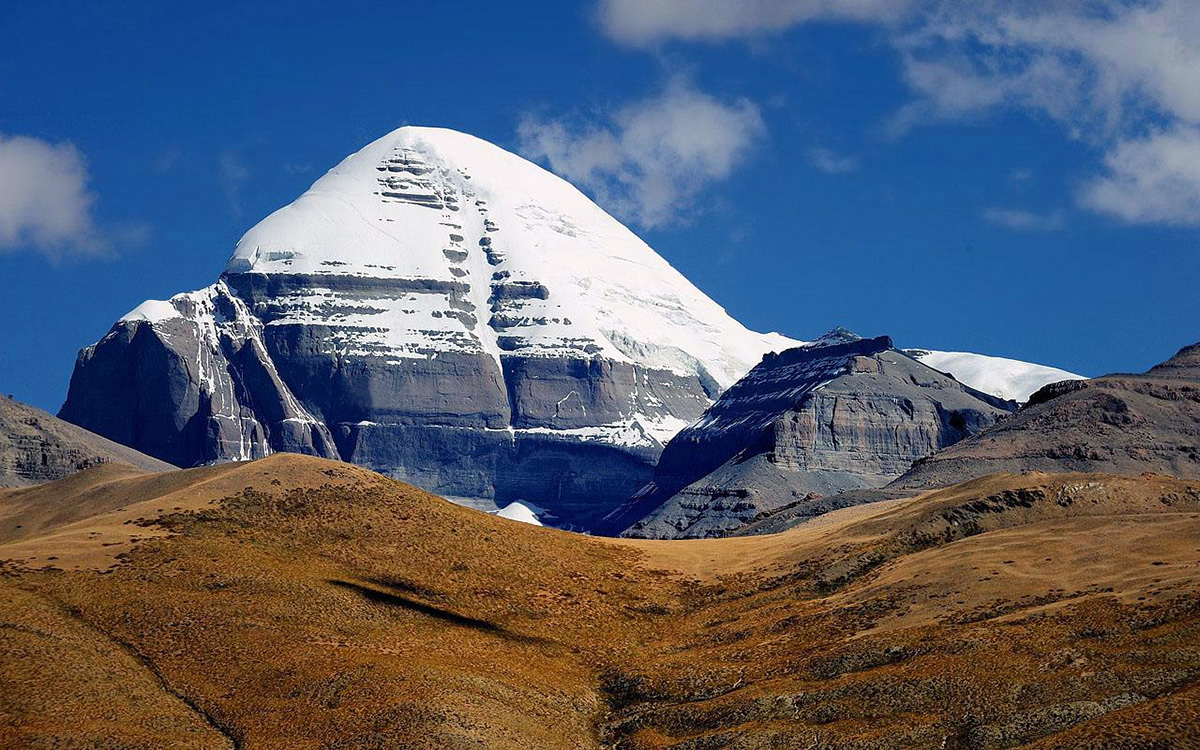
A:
224 127 796 401
60 127 796 528
59 126 1082 529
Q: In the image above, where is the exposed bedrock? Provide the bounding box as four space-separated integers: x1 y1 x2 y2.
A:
59 274 698 525
610 335 1017 539
0 395 174 487
334 424 655 528
60 284 338 469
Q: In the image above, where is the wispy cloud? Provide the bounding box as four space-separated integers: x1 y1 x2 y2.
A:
808 147 858 175
597 0 1200 228
219 151 251 215
0 133 108 260
597 0 908 46
518 79 765 228
982 207 1065 232
1079 125 1200 226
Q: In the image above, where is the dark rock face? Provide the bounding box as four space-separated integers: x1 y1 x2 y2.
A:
58 278 711 529
0 395 173 487
610 335 1017 539
893 340 1200 490
60 283 340 469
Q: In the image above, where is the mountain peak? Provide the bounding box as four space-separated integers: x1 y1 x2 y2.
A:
221 125 793 390
806 326 863 348
1149 340 1200 379
62 126 801 528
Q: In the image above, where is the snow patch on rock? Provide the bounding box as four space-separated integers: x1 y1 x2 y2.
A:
911 349 1085 402
495 501 543 526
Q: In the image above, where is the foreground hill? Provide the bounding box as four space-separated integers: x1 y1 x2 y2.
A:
3 454 1199 747
895 341 1200 490
0 395 173 487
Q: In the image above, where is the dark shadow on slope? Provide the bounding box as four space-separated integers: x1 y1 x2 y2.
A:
327 579 547 644
362 575 444 600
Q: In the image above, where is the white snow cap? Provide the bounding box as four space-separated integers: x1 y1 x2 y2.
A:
910 350 1084 402
495 501 543 526
801 328 1085 401
120 299 182 324
223 125 795 389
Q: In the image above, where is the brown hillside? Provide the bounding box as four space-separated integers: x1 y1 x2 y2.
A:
3 454 1200 748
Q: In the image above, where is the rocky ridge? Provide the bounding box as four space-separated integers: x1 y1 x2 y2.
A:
894 340 1200 489
611 330 1017 538
0 395 173 487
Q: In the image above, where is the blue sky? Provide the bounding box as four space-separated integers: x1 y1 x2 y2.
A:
1 0 1197 412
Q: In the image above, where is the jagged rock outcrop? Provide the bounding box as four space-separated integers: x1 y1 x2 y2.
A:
60 282 339 469
0 395 173 487
893 341 1200 489
611 331 1017 538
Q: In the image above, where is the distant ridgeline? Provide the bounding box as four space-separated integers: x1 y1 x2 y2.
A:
1 394 172 488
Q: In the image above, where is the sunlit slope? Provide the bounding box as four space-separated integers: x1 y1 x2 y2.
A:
3 455 1199 748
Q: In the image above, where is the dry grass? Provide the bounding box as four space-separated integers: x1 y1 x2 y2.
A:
3 456 1199 748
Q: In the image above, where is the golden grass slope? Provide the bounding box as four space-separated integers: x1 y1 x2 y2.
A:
3 455 1200 748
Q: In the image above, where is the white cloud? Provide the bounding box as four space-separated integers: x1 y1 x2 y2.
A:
0 133 107 259
219 151 251 215
885 2 1200 139
1080 126 1200 226
518 80 765 228
892 2 1200 223
597 0 1200 228
982 207 1065 232
808 147 858 174
598 0 907 46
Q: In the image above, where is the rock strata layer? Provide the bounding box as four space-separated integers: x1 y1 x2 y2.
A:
1 395 173 487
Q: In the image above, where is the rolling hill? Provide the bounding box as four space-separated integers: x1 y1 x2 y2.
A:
2 454 1199 748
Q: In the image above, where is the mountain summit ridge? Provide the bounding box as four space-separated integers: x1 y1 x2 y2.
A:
219 125 796 391
610 333 1017 538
